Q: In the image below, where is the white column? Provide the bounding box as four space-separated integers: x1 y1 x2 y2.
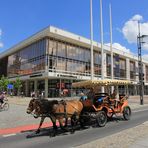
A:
45 78 48 98
126 58 130 80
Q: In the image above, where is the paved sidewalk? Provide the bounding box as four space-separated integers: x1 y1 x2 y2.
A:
130 135 148 148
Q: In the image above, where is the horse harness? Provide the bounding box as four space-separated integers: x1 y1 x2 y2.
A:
53 100 80 118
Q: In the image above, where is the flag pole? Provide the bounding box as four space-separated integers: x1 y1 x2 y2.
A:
100 0 104 92
109 4 114 93
90 0 94 80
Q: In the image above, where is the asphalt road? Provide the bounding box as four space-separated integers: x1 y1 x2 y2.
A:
0 108 148 148
0 104 41 129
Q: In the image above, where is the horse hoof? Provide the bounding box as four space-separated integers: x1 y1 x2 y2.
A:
35 129 40 134
49 132 56 137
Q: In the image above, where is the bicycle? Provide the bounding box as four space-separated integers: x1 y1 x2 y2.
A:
0 99 9 111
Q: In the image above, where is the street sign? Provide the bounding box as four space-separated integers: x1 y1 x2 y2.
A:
7 84 14 89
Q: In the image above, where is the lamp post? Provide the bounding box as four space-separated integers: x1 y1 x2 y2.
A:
137 34 144 105
137 23 148 105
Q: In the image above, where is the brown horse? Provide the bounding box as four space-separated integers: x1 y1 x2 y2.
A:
26 98 59 134
33 99 83 136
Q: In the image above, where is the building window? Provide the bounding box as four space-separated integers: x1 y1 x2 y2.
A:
130 61 136 80
119 58 126 78
106 54 111 77
7 39 46 77
146 65 148 82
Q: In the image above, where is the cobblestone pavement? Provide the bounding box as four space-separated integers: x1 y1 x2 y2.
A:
76 121 148 148
1 95 148 147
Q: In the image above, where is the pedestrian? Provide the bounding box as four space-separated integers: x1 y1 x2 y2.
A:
80 92 88 101
0 92 5 108
31 91 35 98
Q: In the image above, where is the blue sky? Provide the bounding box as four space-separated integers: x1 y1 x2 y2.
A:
1 0 148 58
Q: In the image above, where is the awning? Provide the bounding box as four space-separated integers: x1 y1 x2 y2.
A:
72 79 132 88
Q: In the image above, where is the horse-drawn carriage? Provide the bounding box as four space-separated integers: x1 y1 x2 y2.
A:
72 79 132 127
26 79 131 136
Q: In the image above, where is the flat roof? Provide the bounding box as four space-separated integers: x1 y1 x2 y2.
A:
0 25 147 64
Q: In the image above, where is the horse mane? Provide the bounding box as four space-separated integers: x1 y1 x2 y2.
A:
37 99 58 114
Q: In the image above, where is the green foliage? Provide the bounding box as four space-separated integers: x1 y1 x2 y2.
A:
14 77 22 95
0 75 10 91
0 76 22 96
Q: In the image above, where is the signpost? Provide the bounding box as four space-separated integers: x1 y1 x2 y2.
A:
7 84 14 90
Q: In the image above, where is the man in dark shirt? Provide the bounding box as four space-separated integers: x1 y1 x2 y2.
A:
0 92 5 107
87 88 95 103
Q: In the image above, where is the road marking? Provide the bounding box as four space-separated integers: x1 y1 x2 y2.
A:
3 133 16 137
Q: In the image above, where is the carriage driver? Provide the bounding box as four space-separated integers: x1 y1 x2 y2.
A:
110 89 119 107
86 87 95 102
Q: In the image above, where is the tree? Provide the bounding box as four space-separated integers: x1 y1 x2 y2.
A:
14 77 22 96
0 75 9 92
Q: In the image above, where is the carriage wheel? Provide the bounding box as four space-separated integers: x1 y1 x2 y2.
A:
96 111 107 127
3 103 9 111
123 106 131 120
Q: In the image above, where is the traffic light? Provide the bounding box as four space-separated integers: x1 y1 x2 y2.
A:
139 73 145 81
142 73 145 81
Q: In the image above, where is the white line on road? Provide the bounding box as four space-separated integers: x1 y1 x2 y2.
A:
3 133 16 137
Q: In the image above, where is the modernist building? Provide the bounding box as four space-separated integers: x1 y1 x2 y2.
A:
0 26 148 97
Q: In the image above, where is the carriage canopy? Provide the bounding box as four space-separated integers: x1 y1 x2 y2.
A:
72 79 132 88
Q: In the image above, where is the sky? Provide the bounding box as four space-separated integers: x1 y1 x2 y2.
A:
1 0 148 59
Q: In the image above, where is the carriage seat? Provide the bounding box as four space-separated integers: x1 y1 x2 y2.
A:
119 94 126 100
93 93 109 107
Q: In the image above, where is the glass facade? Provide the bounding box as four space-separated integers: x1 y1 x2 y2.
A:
0 32 148 97
119 58 126 79
106 54 111 77
113 54 120 78
7 38 46 77
48 79 73 97
113 55 126 79
130 61 136 80
47 38 100 76
0 57 8 77
146 66 148 82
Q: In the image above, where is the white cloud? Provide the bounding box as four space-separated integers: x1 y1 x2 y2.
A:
131 14 143 21
0 29 2 36
142 54 148 60
0 28 3 48
122 14 148 50
0 42 3 48
105 43 130 53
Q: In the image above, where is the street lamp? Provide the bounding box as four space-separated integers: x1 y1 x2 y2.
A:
137 30 148 105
